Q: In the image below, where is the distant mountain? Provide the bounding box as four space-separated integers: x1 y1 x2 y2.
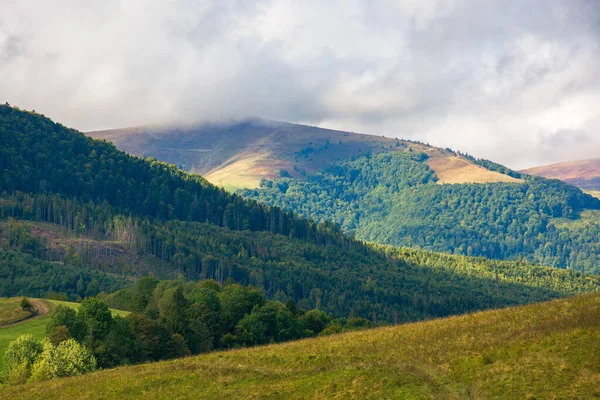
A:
88 120 521 191
521 159 600 197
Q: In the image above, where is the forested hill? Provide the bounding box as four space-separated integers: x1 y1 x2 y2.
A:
85 113 600 272
1 104 599 323
0 104 345 244
242 151 600 273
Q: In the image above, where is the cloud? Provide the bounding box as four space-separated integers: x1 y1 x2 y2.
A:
0 0 599 169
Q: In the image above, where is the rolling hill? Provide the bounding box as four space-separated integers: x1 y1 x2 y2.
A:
88 119 521 191
2 104 599 324
88 119 600 273
522 159 600 195
3 293 599 399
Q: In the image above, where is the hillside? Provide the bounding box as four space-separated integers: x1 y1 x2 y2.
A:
242 151 600 273
88 118 600 273
522 159 600 192
4 293 599 399
2 104 599 323
5 198 599 325
88 120 521 191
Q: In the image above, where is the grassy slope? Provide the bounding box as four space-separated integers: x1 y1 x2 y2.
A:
88 120 520 191
0 299 128 370
0 298 34 326
428 155 522 184
522 159 600 191
4 294 600 399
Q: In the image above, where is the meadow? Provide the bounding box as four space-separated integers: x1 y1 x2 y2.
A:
2 293 599 399
0 298 128 370
0 297 35 326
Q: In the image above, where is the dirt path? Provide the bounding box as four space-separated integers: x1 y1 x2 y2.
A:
0 299 51 329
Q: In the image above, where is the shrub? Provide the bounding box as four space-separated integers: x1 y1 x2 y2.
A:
19 297 34 313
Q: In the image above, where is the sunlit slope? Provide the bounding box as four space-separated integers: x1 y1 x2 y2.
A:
522 158 600 191
5 294 600 399
88 120 521 190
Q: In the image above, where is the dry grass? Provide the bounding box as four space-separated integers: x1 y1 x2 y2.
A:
427 155 523 184
204 151 274 191
88 121 525 190
3 294 600 399
522 159 600 181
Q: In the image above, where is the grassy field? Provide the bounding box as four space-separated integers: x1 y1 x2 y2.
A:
2 294 599 399
0 298 34 326
427 155 522 185
0 299 129 370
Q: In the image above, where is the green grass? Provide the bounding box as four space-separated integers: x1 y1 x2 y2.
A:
3 294 600 399
0 300 55 371
46 300 130 317
0 298 34 326
0 299 129 370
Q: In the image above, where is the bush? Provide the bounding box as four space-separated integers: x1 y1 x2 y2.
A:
3 335 96 384
19 297 34 313
2 334 43 384
30 339 96 381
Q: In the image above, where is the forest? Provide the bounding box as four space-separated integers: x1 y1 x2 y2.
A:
2 192 598 324
0 104 599 325
242 151 600 273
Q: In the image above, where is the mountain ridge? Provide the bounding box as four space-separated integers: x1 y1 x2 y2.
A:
88 120 522 191
521 158 600 194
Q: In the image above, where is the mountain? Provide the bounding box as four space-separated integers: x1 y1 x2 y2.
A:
521 159 600 198
90 118 600 273
2 104 598 323
88 119 521 191
5 293 600 399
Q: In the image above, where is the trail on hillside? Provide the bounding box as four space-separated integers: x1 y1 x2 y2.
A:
0 299 50 329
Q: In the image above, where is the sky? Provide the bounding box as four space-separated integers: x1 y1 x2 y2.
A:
1 0 599 169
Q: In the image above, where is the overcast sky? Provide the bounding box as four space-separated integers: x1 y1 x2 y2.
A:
1 0 599 169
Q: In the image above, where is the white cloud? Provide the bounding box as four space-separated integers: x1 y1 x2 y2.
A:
0 0 598 169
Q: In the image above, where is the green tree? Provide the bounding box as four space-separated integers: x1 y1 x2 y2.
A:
29 338 96 382
301 309 332 335
77 298 113 341
2 334 43 384
162 286 189 336
47 306 86 342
